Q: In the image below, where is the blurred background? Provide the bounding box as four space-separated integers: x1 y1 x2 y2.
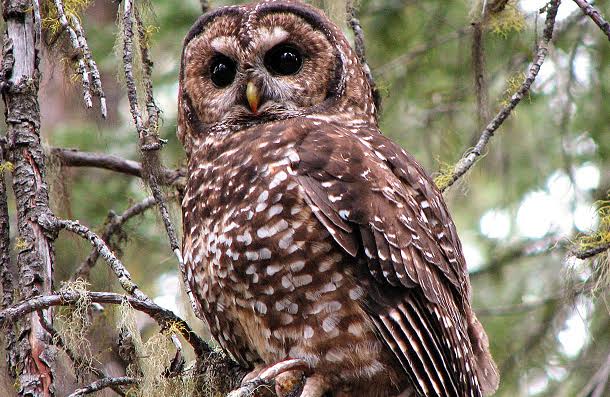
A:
3 0 609 396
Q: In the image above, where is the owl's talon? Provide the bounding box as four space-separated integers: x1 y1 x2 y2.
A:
230 359 309 397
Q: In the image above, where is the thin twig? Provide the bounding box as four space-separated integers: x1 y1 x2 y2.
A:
346 0 380 111
471 21 490 131
573 0 610 41
53 0 92 109
576 352 610 397
72 196 158 281
57 219 149 301
439 0 562 192
52 0 106 117
69 14 107 118
200 0 210 14
37 310 128 395
0 291 210 356
572 241 610 260
67 377 137 397
120 0 198 316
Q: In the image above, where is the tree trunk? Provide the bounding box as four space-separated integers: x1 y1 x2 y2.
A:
1 1 56 395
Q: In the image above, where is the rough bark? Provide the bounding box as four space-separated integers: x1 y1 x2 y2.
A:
1 0 56 395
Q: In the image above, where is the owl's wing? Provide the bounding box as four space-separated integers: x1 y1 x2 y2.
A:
292 121 498 396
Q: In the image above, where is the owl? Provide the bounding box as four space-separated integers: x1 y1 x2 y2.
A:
177 1 499 396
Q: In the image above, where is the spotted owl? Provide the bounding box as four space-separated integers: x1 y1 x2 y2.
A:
178 1 499 396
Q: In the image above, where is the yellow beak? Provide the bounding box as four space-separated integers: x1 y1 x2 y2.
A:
246 81 260 114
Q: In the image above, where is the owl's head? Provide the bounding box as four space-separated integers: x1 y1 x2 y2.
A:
178 0 377 152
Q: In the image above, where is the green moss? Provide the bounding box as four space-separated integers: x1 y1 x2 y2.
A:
433 160 455 191
576 198 610 251
41 0 92 37
0 162 14 173
488 1 525 38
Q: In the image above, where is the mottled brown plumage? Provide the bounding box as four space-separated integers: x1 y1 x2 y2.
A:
178 1 499 396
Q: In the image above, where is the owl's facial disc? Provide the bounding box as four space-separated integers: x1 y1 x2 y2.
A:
181 9 338 126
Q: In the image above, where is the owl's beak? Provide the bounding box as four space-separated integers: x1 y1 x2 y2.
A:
246 81 260 114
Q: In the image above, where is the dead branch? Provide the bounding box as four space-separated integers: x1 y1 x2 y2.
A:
438 0 561 192
72 196 158 281
0 291 210 358
51 147 184 186
576 352 610 397
572 242 610 260
66 377 136 397
56 219 149 301
573 0 610 41
346 0 380 111
120 0 198 318
52 0 106 117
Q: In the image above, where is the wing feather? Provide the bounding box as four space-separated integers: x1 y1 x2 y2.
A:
292 121 498 396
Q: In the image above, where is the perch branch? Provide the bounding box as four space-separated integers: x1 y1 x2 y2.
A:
573 0 610 41
66 377 136 397
228 358 308 397
438 0 561 192
72 196 158 281
0 291 210 357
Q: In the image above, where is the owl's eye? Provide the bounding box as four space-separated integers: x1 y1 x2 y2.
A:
264 44 303 76
210 54 237 88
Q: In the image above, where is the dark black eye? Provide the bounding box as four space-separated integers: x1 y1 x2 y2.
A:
264 44 303 76
210 54 237 88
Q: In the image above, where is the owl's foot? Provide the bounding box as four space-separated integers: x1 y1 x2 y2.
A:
229 358 309 397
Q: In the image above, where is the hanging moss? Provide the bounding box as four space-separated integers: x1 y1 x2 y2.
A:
488 1 525 38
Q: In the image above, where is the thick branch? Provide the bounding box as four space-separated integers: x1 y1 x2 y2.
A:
438 0 561 192
573 0 610 41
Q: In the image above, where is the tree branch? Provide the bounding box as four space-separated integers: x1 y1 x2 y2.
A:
50 0 105 117
437 0 562 192
56 218 150 301
573 0 610 41
72 196 158 281
51 147 184 186
0 291 212 358
572 241 610 260
346 0 380 111
66 377 136 397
